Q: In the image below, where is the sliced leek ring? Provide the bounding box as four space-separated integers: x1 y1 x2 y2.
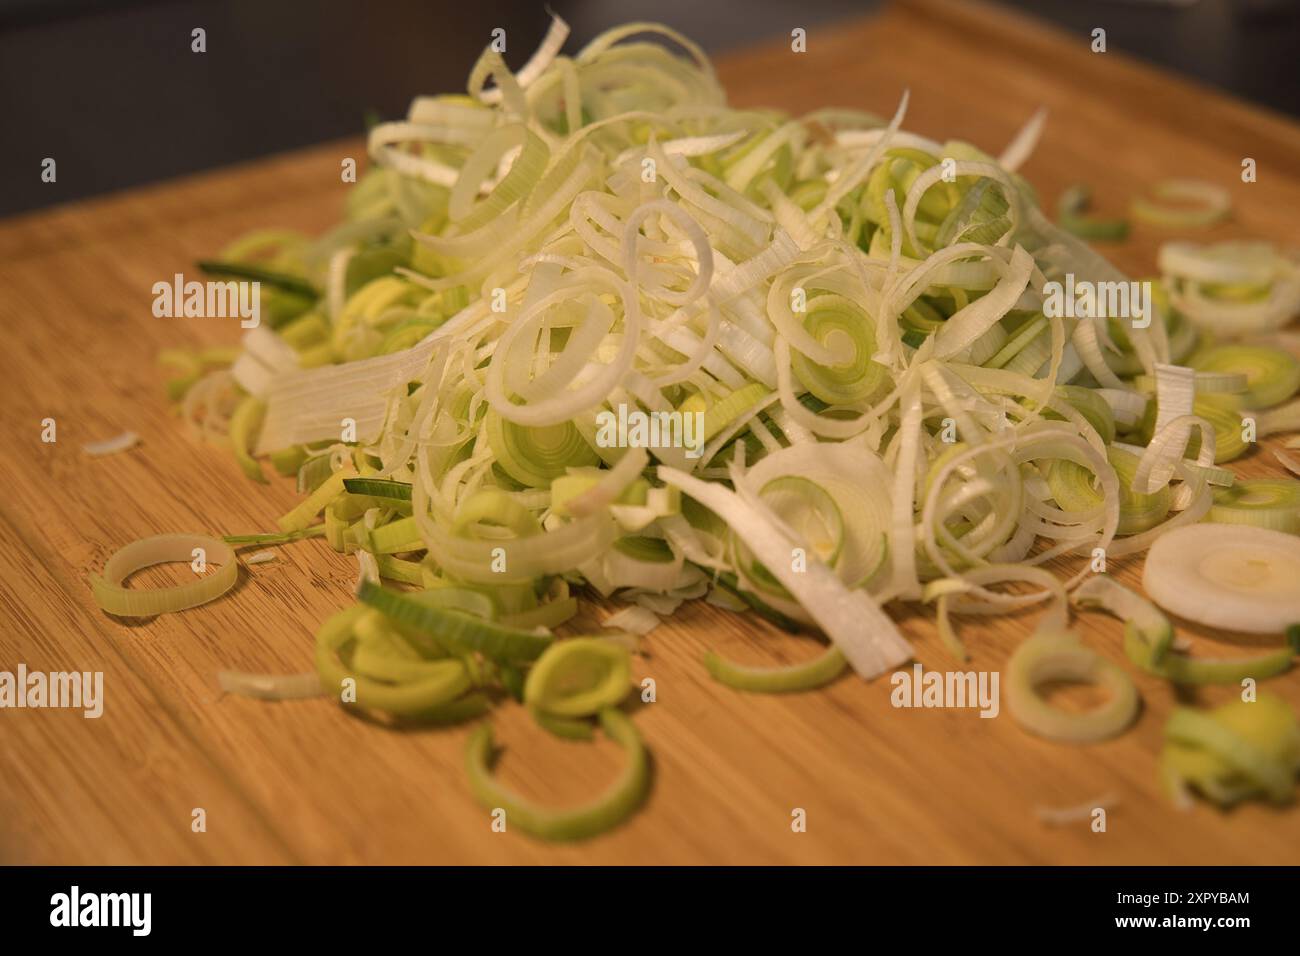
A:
1006 632 1139 743
1209 478 1300 535
90 533 238 618
1143 524 1300 633
1190 343 1300 410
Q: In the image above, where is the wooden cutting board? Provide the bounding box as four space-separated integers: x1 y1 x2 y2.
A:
2 0 1298 864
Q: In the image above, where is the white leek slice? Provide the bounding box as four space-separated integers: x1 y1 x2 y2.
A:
1143 524 1300 634
83 431 140 456
218 671 324 700
659 466 912 678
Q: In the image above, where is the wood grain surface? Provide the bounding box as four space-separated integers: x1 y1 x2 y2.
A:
2 0 1299 865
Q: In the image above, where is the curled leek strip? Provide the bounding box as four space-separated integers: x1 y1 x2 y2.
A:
486 409 599 487
229 396 268 483
90 534 238 617
1074 575 1296 685
523 638 631 717
1208 478 1300 535
465 708 649 841
788 294 888 405
356 579 553 662
704 644 846 693
1047 445 1171 536
315 605 485 719
1005 632 1139 743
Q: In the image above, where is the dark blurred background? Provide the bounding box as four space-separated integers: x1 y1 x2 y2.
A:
2 0 1298 218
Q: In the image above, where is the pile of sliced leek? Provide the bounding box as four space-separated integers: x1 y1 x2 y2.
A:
94 15 1300 836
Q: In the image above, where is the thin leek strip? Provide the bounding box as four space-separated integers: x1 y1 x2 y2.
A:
465 708 649 841
269 445 308 476
1072 575 1173 663
500 596 579 630
523 638 631 716
277 466 354 532
532 709 597 741
222 526 326 546
342 477 413 501
356 579 553 662
376 554 425 585
90 534 238 617
1124 627 1295 685
217 671 323 700
83 432 140 457
704 644 846 693
661 466 912 677
196 259 318 297
229 396 267 483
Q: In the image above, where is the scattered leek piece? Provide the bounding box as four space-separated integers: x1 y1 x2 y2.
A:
229 396 268 483
1162 695 1299 807
465 708 649 841
523 638 631 716
218 671 323 700
1131 179 1230 229
82 431 140 457
222 525 326 546
1057 184 1128 241
356 579 553 662
704 644 846 693
315 605 480 719
1189 343 1300 410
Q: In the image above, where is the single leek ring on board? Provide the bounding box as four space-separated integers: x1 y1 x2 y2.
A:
89 534 238 617
1005 631 1139 743
1130 179 1230 229
465 708 649 841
